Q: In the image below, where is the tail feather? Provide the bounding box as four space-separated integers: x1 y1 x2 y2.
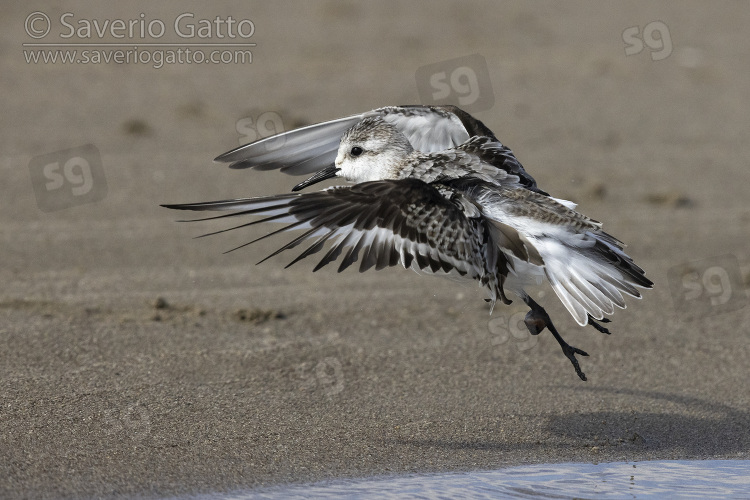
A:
538 232 652 326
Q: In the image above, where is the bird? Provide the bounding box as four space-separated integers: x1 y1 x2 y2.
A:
163 105 653 381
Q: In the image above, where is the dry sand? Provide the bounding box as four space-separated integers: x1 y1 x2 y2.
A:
2 1 749 498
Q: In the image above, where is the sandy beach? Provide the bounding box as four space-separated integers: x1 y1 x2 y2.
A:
2 1 749 498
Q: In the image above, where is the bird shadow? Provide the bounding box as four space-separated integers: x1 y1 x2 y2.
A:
385 387 750 457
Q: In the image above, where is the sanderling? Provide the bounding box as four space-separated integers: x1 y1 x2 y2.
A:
163 105 652 381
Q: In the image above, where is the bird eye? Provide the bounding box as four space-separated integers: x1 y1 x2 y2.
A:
350 146 363 157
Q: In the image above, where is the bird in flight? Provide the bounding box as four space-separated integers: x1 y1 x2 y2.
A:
163 105 652 381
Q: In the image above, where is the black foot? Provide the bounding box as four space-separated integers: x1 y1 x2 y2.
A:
587 315 611 335
560 342 589 381
523 296 589 381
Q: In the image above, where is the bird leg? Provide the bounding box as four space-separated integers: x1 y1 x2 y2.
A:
522 296 589 381
587 315 611 335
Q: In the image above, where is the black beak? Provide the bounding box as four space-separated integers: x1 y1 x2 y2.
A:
292 165 341 192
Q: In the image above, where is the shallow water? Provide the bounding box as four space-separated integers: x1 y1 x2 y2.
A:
190 460 750 499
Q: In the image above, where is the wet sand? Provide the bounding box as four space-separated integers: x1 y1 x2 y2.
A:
2 1 749 498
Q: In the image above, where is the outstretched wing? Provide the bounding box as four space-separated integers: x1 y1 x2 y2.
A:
162 179 499 278
215 105 506 175
376 105 472 152
215 113 367 174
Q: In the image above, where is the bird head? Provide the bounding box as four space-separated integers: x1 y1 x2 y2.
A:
292 116 414 191
335 116 414 184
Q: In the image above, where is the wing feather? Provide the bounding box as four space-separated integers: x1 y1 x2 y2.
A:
212 106 542 195
216 114 367 174
162 179 501 284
